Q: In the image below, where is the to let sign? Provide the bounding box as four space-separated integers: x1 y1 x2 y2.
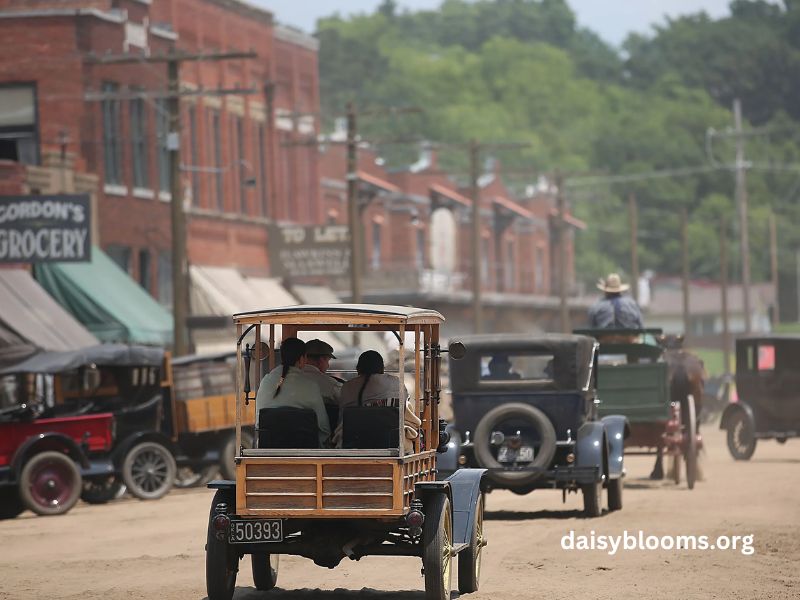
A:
268 224 350 278
0 195 91 263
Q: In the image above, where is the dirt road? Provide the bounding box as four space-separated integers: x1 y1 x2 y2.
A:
1 427 798 600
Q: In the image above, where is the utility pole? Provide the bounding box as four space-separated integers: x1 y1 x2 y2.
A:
720 216 731 376
628 192 639 303
681 207 690 340
86 50 257 355
469 140 483 334
555 171 570 333
733 98 752 333
346 102 362 308
769 211 779 326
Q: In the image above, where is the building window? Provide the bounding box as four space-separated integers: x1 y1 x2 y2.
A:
106 244 131 274
129 95 149 189
371 222 382 270
0 84 38 164
101 82 123 184
235 116 246 213
257 123 268 216
210 110 223 211
138 249 151 292
155 99 170 193
157 250 173 307
188 105 200 206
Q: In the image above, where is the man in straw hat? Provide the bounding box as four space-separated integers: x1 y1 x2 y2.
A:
588 272 644 330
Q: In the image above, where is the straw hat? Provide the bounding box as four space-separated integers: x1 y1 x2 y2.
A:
597 273 629 293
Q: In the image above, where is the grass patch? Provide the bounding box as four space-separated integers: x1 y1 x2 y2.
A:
691 347 731 377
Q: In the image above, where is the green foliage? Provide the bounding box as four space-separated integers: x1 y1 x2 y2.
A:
316 0 800 289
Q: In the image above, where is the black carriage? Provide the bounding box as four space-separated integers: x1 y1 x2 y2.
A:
441 334 628 517
721 335 800 459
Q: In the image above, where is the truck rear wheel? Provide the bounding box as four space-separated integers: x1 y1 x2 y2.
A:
19 451 82 516
423 493 453 600
206 489 238 600
252 553 279 591
122 441 176 500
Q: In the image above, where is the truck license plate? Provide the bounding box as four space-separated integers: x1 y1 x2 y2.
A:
497 445 534 463
228 519 283 544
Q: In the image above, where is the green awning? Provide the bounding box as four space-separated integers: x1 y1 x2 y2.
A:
34 247 173 346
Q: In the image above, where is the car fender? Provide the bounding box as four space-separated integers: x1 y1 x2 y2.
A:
436 426 462 477
719 402 755 431
11 433 89 477
575 421 606 480
443 468 485 546
111 430 176 468
601 415 629 479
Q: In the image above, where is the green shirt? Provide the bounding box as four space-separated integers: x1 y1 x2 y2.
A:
255 365 332 446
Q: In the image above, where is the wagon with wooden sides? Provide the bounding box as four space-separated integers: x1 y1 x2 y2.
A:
205 304 485 600
576 328 702 489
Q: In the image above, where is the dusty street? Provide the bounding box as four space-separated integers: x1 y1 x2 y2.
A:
1 426 798 600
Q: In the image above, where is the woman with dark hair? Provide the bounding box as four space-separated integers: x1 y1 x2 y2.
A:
255 337 331 447
338 350 421 453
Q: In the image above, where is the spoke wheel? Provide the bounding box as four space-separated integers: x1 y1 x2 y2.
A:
19 451 82 516
458 494 485 593
122 442 176 500
206 489 239 600
252 553 279 591
684 395 698 490
423 494 453 600
727 413 757 461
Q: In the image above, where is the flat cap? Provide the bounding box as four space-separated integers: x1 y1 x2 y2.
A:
305 338 336 358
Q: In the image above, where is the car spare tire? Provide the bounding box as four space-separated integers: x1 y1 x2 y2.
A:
473 403 557 487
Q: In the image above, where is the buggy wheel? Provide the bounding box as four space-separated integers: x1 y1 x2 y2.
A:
220 431 253 481
671 454 681 485
581 480 602 518
19 451 82 516
458 493 485 594
252 553 279 591
684 395 698 490
423 493 453 600
727 412 756 460
607 477 623 512
0 487 25 519
81 477 126 504
122 442 176 500
206 489 239 600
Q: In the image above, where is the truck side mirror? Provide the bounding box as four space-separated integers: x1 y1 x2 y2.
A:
448 341 466 360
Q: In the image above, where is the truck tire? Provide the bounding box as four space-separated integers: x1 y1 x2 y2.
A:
206 489 238 600
122 441 176 500
423 493 453 600
19 451 82 516
458 493 485 593
473 403 557 486
252 553 279 591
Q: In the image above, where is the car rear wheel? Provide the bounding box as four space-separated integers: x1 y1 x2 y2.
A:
607 477 623 512
206 489 238 600
19 451 82 516
252 553 279 591
458 493 485 593
582 480 602 518
423 493 453 600
726 412 756 461
122 441 176 500
81 476 126 504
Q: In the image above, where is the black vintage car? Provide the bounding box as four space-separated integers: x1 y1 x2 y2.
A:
440 334 629 516
720 335 800 459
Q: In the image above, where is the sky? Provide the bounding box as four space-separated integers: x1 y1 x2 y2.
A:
256 0 734 46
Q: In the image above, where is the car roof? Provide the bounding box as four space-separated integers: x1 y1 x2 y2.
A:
233 304 444 326
736 334 800 344
454 333 596 352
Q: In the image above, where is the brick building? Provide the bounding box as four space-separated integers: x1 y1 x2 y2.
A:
0 0 320 304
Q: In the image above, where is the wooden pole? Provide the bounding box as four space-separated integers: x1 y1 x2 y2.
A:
556 171 570 333
720 216 731 375
734 99 752 333
629 192 639 303
769 211 779 326
681 208 690 339
469 139 483 334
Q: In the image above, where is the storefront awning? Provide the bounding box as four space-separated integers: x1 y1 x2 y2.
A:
34 248 173 346
0 269 98 367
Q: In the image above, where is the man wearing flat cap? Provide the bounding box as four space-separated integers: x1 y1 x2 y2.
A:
588 273 644 330
302 339 343 424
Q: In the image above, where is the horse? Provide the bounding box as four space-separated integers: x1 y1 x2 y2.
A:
650 334 706 480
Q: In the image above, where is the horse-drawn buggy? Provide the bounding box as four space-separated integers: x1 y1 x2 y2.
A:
721 335 800 459
205 304 485 600
576 329 703 489
440 334 628 516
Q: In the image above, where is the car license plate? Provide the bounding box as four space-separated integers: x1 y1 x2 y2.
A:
228 519 283 544
497 445 534 463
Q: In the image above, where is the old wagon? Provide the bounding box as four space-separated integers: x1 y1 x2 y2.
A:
205 304 485 600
